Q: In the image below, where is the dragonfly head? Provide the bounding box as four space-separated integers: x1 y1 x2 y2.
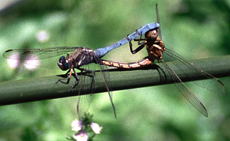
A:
145 29 158 40
57 56 70 70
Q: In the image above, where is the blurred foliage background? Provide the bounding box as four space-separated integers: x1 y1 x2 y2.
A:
0 0 230 141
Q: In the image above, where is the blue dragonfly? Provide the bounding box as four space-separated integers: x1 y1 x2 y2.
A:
3 22 160 118
100 4 226 117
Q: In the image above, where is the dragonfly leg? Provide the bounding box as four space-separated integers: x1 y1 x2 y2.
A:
129 40 146 54
134 30 146 45
56 68 73 85
127 33 146 54
69 70 80 91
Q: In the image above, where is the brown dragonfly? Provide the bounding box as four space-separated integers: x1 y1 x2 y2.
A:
3 22 160 119
101 4 226 117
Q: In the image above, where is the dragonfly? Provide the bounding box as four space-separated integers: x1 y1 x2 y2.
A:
3 22 160 118
101 4 226 117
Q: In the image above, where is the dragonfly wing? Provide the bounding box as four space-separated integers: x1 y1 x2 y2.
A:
76 68 94 120
162 60 208 117
3 47 81 69
94 56 116 118
163 49 226 95
3 47 80 60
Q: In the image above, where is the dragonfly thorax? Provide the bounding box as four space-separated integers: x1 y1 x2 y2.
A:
69 48 97 67
147 36 165 61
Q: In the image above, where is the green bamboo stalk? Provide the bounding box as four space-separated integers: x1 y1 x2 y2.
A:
0 55 229 106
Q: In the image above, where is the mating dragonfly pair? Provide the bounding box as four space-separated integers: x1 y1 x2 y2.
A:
3 7 225 118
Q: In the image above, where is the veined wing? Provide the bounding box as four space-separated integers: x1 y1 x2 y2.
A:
76 56 116 119
76 67 95 120
3 47 82 70
94 55 116 118
162 48 226 95
161 60 208 117
3 47 81 60
161 49 226 117
97 59 116 118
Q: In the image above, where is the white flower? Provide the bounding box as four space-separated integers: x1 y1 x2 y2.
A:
71 119 82 132
73 130 88 141
91 122 102 134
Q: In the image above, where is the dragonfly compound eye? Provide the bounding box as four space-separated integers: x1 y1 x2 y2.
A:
57 56 70 70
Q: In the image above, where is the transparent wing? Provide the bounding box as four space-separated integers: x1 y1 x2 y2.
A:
76 69 95 120
161 49 226 117
75 60 116 119
161 60 208 117
163 48 226 95
3 47 81 69
3 47 80 60
95 57 116 118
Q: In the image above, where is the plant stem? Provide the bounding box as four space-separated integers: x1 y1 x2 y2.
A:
0 55 229 106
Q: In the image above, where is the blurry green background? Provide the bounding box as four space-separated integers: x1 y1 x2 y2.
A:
0 0 230 140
